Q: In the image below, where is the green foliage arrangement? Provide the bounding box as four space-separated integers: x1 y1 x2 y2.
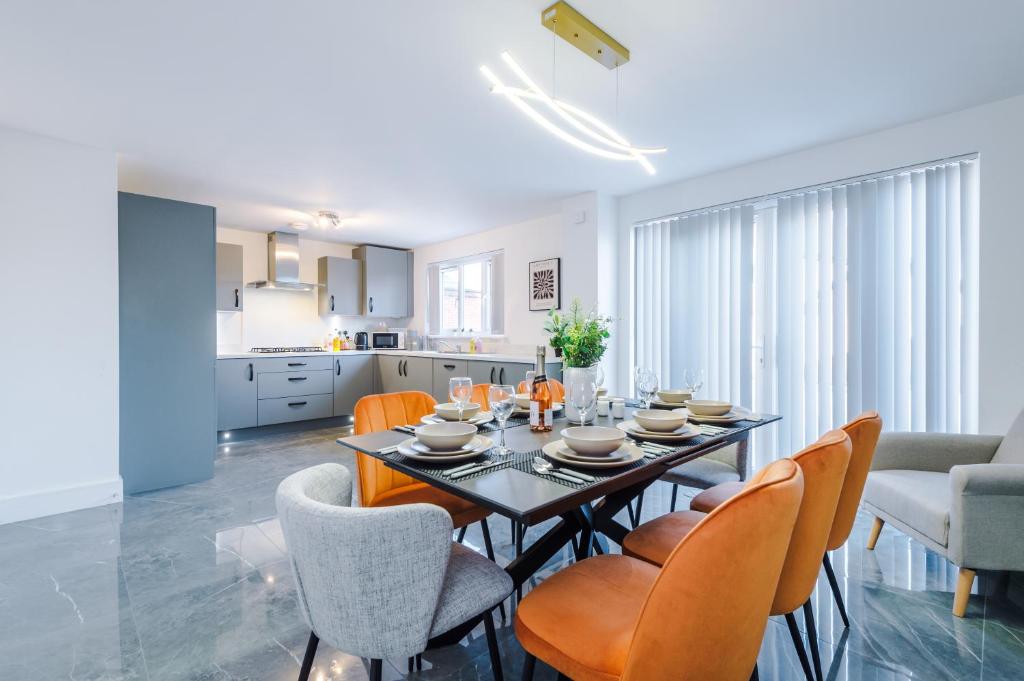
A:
544 298 612 368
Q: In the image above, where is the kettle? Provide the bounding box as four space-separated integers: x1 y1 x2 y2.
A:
354 331 369 350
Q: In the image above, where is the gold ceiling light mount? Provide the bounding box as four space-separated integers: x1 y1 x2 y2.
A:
541 1 629 69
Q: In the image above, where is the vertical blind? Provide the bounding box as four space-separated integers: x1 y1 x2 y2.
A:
632 156 979 455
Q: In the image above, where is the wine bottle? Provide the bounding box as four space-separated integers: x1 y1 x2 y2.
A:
530 345 553 432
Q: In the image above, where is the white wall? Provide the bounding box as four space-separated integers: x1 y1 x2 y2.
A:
0 126 121 523
216 227 402 350
617 94 1024 434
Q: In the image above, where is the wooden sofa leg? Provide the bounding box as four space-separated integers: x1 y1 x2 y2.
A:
866 517 884 550
953 567 976 618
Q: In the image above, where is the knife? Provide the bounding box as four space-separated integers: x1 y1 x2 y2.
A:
449 462 498 479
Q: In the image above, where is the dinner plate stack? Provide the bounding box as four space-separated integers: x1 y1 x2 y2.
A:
616 420 701 442
396 435 494 462
541 440 644 469
420 411 495 426
678 406 753 424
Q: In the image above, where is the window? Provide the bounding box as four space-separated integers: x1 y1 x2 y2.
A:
427 251 504 335
631 156 979 456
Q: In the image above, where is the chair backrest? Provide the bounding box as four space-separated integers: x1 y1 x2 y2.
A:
621 459 804 681
471 383 491 410
991 408 1024 464
827 411 884 550
772 429 852 614
516 378 565 403
276 463 453 659
353 391 437 506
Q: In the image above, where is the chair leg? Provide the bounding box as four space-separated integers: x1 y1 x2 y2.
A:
749 662 759 681
484 609 504 681
457 526 467 543
298 632 318 681
479 520 506 620
822 553 850 628
416 653 422 671
802 599 824 681
369 658 383 681
407 656 414 673
866 516 884 550
632 489 645 528
670 484 679 512
953 567 977 617
784 612 814 681
557 674 571 681
521 652 536 681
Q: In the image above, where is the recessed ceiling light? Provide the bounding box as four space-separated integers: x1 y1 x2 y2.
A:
289 221 309 231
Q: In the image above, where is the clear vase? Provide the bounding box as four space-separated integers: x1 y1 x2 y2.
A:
563 365 599 425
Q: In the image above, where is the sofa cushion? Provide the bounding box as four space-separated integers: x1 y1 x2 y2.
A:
864 470 950 546
991 409 1024 464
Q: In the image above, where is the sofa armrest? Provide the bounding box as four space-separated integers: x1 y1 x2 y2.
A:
948 464 1024 570
871 432 1002 473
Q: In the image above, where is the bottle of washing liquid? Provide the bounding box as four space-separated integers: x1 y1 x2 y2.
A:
468 336 476 354
342 330 352 350
332 329 341 352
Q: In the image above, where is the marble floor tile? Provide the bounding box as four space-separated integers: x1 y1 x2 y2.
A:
1 424 1021 680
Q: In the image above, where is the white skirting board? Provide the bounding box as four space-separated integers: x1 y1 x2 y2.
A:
0 477 123 525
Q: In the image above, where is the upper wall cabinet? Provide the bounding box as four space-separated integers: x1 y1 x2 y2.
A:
353 245 413 318
318 256 361 316
216 242 243 312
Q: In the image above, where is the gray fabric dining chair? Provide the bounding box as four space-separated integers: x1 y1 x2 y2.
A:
863 408 1024 617
661 443 747 512
276 463 514 681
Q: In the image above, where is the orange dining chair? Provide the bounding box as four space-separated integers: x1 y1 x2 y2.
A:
690 412 883 628
516 378 565 403
353 391 498 562
623 430 852 681
515 458 805 681
471 383 491 410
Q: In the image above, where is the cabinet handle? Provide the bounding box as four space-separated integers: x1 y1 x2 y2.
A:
287 401 308 407
248 363 253 381
490 367 495 383
288 376 308 382
234 289 239 308
499 367 505 384
369 296 374 313
336 359 341 376
444 364 456 370
401 359 407 376
330 294 335 312
287 362 307 367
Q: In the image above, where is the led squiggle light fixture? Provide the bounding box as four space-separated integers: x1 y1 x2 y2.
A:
480 52 665 175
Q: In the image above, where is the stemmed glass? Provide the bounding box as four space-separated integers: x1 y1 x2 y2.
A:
488 384 515 456
449 377 473 422
683 368 705 397
567 370 598 426
635 368 659 408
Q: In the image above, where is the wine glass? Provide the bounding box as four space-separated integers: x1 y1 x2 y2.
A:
635 368 659 408
567 370 598 426
524 370 536 393
488 384 515 456
683 368 705 397
449 377 473 422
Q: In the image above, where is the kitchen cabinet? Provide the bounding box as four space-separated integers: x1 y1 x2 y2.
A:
432 358 469 403
258 395 333 426
333 354 376 415
217 358 258 431
318 256 361 317
216 242 243 312
378 355 432 394
465 360 560 389
354 245 412 318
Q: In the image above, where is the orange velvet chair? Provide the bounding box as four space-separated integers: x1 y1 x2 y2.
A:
514 458 804 681
471 383 492 410
516 378 565 403
623 430 852 681
690 412 883 627
353 391 495 549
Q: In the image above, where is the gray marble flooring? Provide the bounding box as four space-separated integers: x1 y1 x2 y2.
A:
1 425 1022 680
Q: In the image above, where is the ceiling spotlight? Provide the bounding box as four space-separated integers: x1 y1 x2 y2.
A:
316 211 341 229
289 221 309 231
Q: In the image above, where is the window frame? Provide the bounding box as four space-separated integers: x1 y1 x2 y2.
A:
433 253 497 336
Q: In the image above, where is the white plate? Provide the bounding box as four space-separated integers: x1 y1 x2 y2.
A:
397 435 493 461
511 402 563 416
650 399 690 409
617 420 701 442
542 440 644 469
682 407 751 424
420 411 495 426
557 444 631 462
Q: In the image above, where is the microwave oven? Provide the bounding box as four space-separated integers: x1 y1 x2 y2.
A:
371 331 406 350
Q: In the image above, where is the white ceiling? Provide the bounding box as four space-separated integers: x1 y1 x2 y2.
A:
2 1 1023 247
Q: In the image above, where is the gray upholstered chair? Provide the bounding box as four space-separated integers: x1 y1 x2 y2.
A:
863 409 1024 617
276 463 513 681
661 443 747 512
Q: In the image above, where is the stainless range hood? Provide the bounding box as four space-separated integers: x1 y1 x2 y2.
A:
246 231 320 291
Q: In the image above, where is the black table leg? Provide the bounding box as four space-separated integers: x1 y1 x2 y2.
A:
504 512 583 589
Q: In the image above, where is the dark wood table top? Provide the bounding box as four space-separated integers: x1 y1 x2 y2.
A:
338 408 780 525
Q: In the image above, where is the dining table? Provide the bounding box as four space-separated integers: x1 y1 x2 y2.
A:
337 404 781 598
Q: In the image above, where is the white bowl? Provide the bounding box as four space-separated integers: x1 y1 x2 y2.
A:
515 393 531 408
633 409 688 432
434 402 481 421
656 389 692 404
560 426 626 456
414 422 477 451
684 400 732 417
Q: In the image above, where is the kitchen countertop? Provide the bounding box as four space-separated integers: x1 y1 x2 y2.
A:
216 349 561 364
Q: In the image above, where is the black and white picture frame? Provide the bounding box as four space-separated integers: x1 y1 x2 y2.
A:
529 257 561 311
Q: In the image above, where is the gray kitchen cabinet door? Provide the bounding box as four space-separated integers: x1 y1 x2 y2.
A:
403 356 434 395
334 354 375 415
217 359 257 430
432 358 469 403
496 362 530 389
318 256 361 317
468 361 499 386
355 245 412 317
216 242 243 311
377 356 405 393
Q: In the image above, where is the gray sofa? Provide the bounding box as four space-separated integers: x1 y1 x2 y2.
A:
862 409 1024 616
